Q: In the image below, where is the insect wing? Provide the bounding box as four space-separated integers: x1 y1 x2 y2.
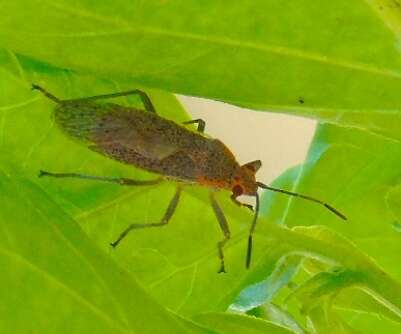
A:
89 107 180 162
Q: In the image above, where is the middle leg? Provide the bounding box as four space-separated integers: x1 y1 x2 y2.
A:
110 185 182 247
210 192 231 273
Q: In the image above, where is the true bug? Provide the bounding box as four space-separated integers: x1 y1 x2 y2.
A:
32 84 346 273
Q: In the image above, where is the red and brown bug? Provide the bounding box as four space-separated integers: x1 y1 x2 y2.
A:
32 84 346 273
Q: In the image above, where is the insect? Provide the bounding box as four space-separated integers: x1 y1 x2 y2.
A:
32 84 346 273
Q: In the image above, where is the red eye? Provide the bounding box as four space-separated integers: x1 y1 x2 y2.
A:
232 184 243 196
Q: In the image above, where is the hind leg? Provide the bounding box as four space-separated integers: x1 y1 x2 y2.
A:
210 192 231 273
110 186 182 247
31 84 60 103
39 170 163 186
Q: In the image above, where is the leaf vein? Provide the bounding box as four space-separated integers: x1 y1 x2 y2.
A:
0 247 130 333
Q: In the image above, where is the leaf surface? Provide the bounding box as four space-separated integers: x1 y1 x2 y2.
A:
2 1 401 140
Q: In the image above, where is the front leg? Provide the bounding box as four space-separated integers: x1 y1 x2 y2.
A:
110 186 182 247
182 119 206 133
230 194 253 211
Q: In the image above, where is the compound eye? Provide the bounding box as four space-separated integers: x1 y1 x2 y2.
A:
232 184 244 197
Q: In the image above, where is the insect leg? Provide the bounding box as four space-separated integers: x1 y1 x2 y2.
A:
182 119 206 133
230 194 254 211
110 186 182 247
31 84 61 103
39 170 163 186
63 89 156 113
246 192 260 269
210 192 231 273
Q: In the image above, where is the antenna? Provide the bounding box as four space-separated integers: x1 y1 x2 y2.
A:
246 182 346 269
257 182 346 220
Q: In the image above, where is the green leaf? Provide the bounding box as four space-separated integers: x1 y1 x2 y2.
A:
247 304 306 334
282 124 401 281
4 51 401 334
241 165 401 330
232 255 300 311
4 2 401 329
0 50 280 317
194 312 297 334
337 309 401 334
285 268 364 315
257 122 401 330
3 1 401 141
307 305 362 334
0 171 211 333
